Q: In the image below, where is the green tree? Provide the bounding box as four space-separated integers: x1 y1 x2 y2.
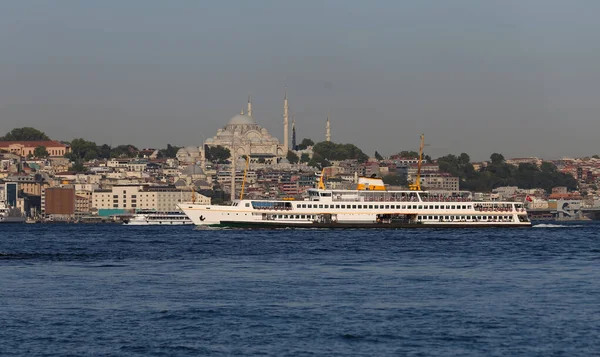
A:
33 146 49 158
593 155 600 159
70 162 86 173
300 153 310 163
374 151 383 161
0 127 50 141
67 138 99 161
297 138 314 150
160 144 180 158
490 153 505 165
110 144 138 158
312 141 369 162
204 145 231 163
286 150 299 164
395 150 420 159
98 144 112 159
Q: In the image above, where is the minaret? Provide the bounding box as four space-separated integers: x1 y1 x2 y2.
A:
247 95 252 117
326 113 331 142
240 109 244 115
291 117 297 150
283 88 289 150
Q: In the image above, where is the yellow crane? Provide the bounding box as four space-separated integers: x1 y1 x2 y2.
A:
318 168 326 190
239 155 250 200
408 134 425 191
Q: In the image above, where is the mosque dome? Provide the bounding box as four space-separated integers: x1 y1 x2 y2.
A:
228 114 255 125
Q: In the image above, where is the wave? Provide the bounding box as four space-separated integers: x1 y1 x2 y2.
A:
533 223 584 228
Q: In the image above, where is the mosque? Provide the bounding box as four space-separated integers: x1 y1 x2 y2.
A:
204 96 286 165
177 91 331 166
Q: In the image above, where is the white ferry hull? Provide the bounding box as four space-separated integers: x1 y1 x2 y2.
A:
179 203 531 228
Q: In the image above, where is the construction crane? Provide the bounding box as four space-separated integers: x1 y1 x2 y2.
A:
408 134 425 191
239 155 250 200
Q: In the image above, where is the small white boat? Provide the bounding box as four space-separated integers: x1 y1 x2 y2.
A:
123 210 192 225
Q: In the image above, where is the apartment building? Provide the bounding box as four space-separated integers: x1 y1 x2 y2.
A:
92 185 210 212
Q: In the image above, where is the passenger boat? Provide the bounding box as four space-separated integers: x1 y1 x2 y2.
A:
179 177 531 229
0 201 26 224
122 210 193 225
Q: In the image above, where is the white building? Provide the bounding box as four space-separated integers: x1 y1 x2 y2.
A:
92 185 210 212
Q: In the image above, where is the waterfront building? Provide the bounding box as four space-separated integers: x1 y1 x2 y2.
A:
91 185 210 212
419 173 460 192
42 187 76 220
0 140 69 158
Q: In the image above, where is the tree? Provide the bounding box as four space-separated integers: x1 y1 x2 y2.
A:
67 138 99 161
286 150 299 164
490 153 505 165
1 127 50 141
160 144 180 158
593 155 600 159
395 150 420 159
33 146 49 158
297 138 314 150
110 144 138 158
300 153 310 163
70 162 86 173
374 151 384 161
204 145 231 163
98 144 112 159
312 141 369 162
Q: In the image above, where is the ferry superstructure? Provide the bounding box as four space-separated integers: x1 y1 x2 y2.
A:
179 178 531 228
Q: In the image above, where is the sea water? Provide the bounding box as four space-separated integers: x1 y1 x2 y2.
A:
1 223 599 356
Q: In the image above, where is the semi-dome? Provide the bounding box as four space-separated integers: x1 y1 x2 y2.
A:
228 114 255 125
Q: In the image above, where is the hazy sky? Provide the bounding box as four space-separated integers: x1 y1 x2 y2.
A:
1 0 599 160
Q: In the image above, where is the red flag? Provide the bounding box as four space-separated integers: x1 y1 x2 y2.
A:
526 195 533 202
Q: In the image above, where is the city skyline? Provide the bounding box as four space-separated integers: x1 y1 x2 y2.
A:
1 1 600 161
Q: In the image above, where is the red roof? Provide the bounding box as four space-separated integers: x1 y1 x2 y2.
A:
0 140 67 148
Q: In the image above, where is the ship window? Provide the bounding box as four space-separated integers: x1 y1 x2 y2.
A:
402 205 406 209
284 215 288 219
418 205 422 209
319 205 323 208
301 215 305 219
451 205 455 209
336 205 340 209
434 216 438 219
385 205 389 209
445 216 449 220
302 204 306 208
352 205 357 209
307 204 312 208
342 205 346 209
324 205 329 208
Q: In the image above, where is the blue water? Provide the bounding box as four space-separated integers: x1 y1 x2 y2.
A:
1 223 599 356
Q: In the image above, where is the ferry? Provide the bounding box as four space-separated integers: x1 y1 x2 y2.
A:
0 201 26 224
178 177 531 229
122 210 193 225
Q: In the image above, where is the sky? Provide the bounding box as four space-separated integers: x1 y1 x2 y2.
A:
1 0 599 161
